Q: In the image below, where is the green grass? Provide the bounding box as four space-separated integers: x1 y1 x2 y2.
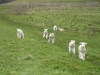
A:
0 0 100 75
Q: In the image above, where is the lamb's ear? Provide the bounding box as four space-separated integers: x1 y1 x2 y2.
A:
85 43 87 45
71 40 75 42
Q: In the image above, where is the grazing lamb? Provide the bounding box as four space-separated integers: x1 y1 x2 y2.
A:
69 40 76 54
78 42 87 60
48 33 55 44
16 28 24 38
58 28 64 31
43 29 48 39
53 25 57 31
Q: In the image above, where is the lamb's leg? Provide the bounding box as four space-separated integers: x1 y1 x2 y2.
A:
72 48 75 54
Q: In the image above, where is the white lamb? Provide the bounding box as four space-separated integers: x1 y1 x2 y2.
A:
48 33 55 44
58 28 64 31
16 28 24 38
53 25 57 31
43 29 48 39
69 40 76 54
78 42 87 60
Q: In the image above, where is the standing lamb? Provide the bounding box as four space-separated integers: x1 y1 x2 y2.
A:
43 29 48 39
16 28 24 38
78 42 87 60
69 40 76 54
48 33 55 44
53 25 57 31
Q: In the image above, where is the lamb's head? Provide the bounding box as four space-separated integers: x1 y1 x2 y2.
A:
51 33 54 35
54 25 57 27
71 40 76 44
44 29 48 31
80 42 87 48
16 28 21 31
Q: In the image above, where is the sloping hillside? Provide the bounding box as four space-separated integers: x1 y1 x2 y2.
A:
0 0 100 75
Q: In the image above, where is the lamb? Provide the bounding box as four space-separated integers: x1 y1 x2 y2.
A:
53 25 57 31
16 28 24 38
43 29 48 39
78 42 87 60
48 33 55 44
58 28 64 31
69 40 76 54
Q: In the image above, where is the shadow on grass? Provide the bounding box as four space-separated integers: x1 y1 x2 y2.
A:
0 0 16 4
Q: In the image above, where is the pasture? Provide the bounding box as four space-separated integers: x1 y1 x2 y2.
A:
0 0 100 75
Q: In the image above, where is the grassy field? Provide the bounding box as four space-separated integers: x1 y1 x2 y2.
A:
0 0 100 75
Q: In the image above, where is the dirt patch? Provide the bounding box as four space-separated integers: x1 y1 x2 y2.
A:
1 2 100 7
